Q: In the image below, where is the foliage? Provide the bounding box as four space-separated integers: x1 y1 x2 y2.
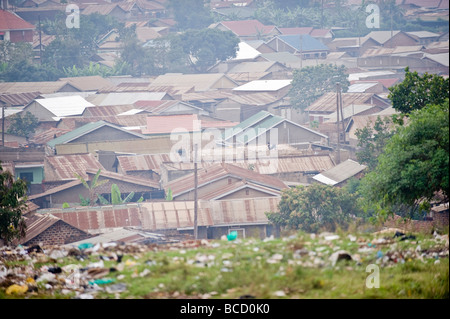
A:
266 183 361 232
165 188 173 201
6 112 39 140
167 0 213 30
74 169 109 206
0 162 28 244
63 62 118 77
289 64 349 111
355 115 396 171
388 67 449 114
359 100 449 220
177 28 240 72
97 183 143 205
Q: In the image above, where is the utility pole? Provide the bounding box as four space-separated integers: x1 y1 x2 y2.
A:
336 83 341 164
38 15 42 64
193 143 198 240
1 101 6 147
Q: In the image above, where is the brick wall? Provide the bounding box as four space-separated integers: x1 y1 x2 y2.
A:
24 220 92 246
383 212 449 233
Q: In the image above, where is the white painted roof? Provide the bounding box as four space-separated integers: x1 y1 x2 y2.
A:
348 70 396 81
348 82 379 93
232 79 292 91
232 42 261 60
34 95 94 117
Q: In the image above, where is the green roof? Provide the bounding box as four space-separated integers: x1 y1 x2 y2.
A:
235 115 284 144
223 110 273 141
47 120 144 148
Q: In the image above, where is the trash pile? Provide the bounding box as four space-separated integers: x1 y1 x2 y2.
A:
0 229 448 299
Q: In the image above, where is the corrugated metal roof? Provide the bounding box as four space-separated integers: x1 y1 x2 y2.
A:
423 53 449 67
29 127 71 145
86 92 170 106
210 197 280 226
0 92 41 107
58 76 115 91
44 153 105 181
85 168 160 189
142 114 201 135
167 162 287 197
40 197 281 232
149 73 238 92
117 153 181 173
20 213 61 244
0 81 73 94
306 92 385 113
324 104 377 122
313 159 366 185
348 82 380 93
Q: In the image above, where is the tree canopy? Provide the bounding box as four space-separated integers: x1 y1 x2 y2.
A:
6 112 39 140
0 162 28 245
266 183 361 232
388 67 449 114
178 28 240 73
289 64 349 111
359 100 449 219
167 0 213 30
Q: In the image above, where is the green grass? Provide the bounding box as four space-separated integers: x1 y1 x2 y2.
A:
0 230 448 299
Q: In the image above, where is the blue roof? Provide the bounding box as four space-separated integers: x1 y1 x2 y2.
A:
277 34 329 52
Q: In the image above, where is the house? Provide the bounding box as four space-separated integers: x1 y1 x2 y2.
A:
116 152 181 181
0 9 35 43
58 76 115 92
345 112 398 146
43 196 281 239
327 36 380 57
407 31 441 44
312 159 366 186
133 100 209 116
22 95 95 122
142 114 201 135
226 61 290 82
363 30 419 48
20 212 92 246
148 73 238 92
165 162 287 201
29 165 163 208
305 92 391 124
213 91 289 122
232 79 292 98
82 4 130 21
43 153 105 183
222 110 328 147
0 81 81 95
210 19 281 41
279 27 334 44
266 34 330 59
258 51 303 69
86 92 173 106
46 120 148 152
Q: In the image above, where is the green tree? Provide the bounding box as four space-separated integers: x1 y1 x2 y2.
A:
266 183 361 232
355 115 395 171
178 28 240 73
359 100 449 220
388 67 449 114
75 169 109 206
289 64 349 111
167 0 213 30
6 112 39 140
0 162 28 245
